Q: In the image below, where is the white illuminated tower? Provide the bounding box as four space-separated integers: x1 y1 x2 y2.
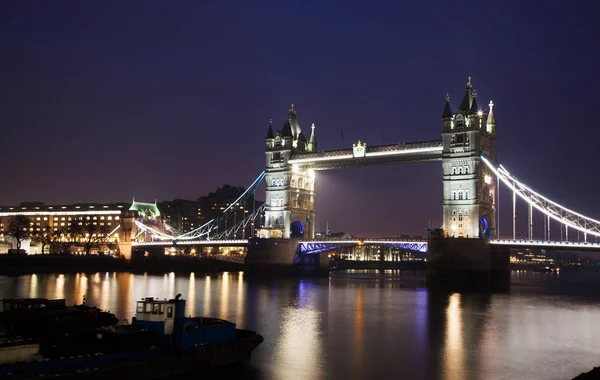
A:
441 77 497 238
263 105 316 239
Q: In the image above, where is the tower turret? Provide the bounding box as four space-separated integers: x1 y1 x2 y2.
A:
308 123 317 152
266 119 274 149
459 76 476 113
442 94 453 133
441 78 497 239
297 132 307 151
486 100 496 134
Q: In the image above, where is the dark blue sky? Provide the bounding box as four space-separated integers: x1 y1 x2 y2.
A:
1 1 599 237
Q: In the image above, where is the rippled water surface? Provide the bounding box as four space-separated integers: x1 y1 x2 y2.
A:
1 270 600 380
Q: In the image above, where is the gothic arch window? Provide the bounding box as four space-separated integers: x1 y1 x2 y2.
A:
455 114 464 128
452 191 456 200
464 166 469 174
451 135 456 143
465 190 470 199
451 167 456 175
458 191 464 200
298 177 304 189
291 179 296 187
272 179 276 187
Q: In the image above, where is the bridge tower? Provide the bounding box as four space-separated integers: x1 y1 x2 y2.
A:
441 77 497 238
263 105 316 239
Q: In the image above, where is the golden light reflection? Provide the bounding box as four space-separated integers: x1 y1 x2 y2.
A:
186 273 196 317
219 272 229 319
54 274 65 300
443 293 464 380
203 276 211 316
29 274 38 298
99 274 110 311
354 287 364 370
236 272 244 325
75 274 88 305
274 292 322 380
91 272 100 301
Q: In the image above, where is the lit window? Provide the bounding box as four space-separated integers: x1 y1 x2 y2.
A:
108 216 112 220
115 216 120 220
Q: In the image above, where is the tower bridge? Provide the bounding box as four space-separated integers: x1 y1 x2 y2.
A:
128 77 600 280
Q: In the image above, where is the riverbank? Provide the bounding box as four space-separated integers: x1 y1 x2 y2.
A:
0 254 243 275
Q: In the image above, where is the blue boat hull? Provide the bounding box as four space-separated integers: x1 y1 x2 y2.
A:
1 329 263 379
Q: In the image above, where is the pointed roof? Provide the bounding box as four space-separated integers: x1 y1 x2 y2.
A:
297 131 307 143
487 100 496 125
442 94 453 118
129 199 161 218
459 76 475 112
470 96 479 114
281 118 293 138
266 119 274 139
309 123 317 145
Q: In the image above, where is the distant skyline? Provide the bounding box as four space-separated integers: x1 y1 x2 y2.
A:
2 1 600 237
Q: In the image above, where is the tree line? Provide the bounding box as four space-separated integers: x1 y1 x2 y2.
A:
3 215 113 255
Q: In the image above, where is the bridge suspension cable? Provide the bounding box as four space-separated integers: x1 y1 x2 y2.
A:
132 171 266 242
481 154 600 241
209 203 267 240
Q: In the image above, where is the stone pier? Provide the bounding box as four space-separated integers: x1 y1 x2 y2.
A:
426 236 510 288
245 238 329 276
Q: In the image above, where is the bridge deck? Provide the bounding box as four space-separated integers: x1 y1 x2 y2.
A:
289 140 442 170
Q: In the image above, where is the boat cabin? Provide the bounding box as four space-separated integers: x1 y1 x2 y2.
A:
133 297 184 336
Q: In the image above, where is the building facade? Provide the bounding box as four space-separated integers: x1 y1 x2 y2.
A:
0 201 130 254
262 105 318 239
158 199 198 233
441 77 497 238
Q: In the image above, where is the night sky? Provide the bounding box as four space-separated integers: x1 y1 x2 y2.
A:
2 1 600 238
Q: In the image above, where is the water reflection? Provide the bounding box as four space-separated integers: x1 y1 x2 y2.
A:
29 274 38 298
273 281 323 380
353 287 364 374
236 272 244 325
3 271 600 380
220 272 229 319
443 293 464 380
203 275 211 316
186 273 196 317
55 274 65 300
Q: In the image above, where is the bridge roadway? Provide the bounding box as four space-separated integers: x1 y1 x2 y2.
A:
288 140 443 170
133 238 600 253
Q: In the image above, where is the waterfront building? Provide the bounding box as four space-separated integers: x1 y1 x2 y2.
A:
0 201 130 254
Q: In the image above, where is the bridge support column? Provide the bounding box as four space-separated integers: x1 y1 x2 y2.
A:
245 238 328 277
118 242 132 261
426 235 509 288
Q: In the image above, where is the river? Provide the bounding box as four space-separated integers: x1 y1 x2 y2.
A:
1 270 599 380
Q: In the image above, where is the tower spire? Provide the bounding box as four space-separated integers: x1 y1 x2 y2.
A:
308 123 318 152
487 100 496 126
459 75 476 112
442 94 453 118
266 119 274 139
